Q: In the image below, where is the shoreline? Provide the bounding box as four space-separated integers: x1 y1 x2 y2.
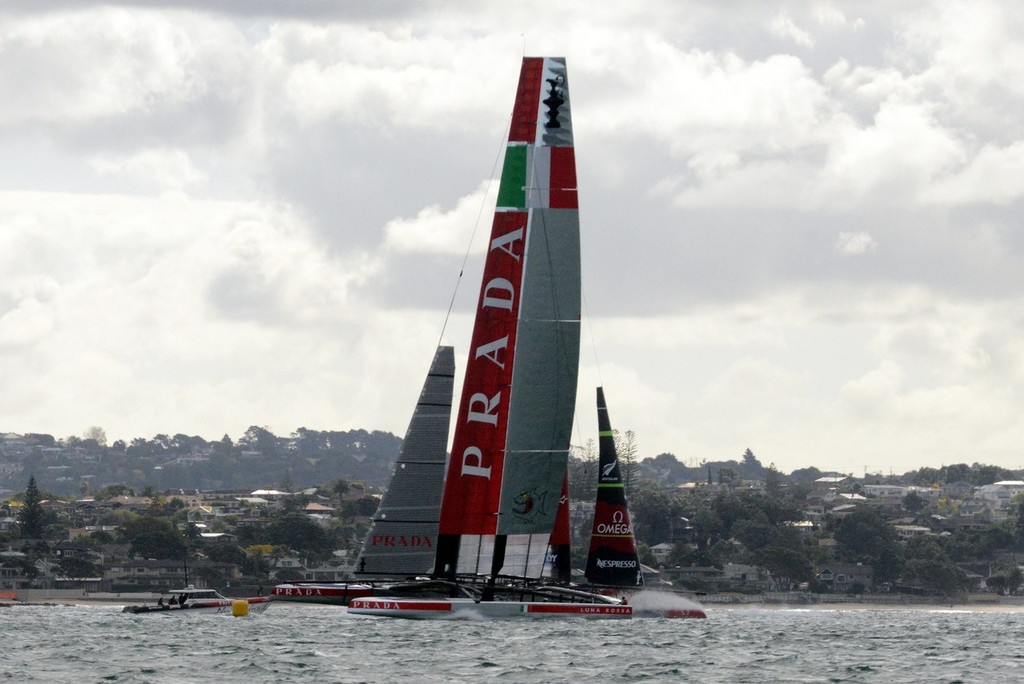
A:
697 591 1024 610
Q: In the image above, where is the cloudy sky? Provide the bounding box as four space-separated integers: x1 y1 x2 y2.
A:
2 1 1023 476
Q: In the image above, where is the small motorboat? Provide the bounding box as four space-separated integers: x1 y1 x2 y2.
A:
122 587 271 615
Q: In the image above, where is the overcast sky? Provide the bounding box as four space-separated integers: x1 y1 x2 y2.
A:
2 1 1023 476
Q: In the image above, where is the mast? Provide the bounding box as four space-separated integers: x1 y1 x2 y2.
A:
585 387 644 588
435 57 580 584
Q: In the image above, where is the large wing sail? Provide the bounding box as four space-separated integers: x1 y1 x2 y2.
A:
436 57 579 580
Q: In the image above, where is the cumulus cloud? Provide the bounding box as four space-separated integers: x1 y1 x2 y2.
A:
383 181 495 255
0 8 251 132
835 231 877 255
3 1 1024 474
770 13 814 47
923 141 1024 205
89 149 208 191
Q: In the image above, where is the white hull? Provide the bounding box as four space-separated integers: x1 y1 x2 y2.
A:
348 596 631 619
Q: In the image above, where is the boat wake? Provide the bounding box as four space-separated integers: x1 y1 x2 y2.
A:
626 590 707 619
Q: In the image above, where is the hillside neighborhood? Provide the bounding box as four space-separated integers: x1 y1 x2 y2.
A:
3 430 1024 601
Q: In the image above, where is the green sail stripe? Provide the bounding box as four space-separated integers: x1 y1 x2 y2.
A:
598 430 614 437
496 145 527 208
597 483 624 488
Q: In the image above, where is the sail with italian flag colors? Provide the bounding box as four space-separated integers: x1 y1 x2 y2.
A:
435 56 580 580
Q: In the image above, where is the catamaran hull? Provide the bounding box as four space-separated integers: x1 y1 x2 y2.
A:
270 583 374 605
348 597 632 619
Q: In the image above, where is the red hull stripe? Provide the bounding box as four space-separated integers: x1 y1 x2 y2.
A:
524 603 632 615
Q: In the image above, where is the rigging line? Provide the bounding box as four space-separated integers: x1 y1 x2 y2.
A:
436 107 513 350
582 286 603 388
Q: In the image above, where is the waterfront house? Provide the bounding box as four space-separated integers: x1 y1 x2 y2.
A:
816 563 874 591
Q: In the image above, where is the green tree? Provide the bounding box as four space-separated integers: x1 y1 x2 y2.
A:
988 574 1008 595
130 529 187 560
902 558 966 596
1008 567 1023 595
628 480 677 544
58 556 97 578
1014 499 1024 549
240 425 279 456
204 543 248 566
119 516 186 560
568 440 598 503
614 430 639 495
757 545 812 590
902 491 927 513
717 467 738 487
264 513 332 557
342 496 379 520
765 463 783 498
689 506 724 552
90 530 114 544
17 476 46 539
834 509 903 583
330 478 351 505
83 426 107 447
95 483 135 500
731 517 773 552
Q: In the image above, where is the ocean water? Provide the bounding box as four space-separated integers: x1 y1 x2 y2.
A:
2 602 1023 683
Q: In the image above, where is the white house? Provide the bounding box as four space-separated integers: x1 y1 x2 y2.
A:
974 481 1024 510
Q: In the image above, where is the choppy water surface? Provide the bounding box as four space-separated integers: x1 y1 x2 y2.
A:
2 603 1023 683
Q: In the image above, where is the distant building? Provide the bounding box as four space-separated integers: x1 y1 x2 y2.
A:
974 481 1024 511
813 476 849 490
649 542 676 566
893 524 932 541
816 563 873 591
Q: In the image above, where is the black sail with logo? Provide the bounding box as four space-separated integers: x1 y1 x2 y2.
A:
584 387 644 587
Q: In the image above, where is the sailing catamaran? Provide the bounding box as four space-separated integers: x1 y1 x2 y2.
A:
348 56 704 619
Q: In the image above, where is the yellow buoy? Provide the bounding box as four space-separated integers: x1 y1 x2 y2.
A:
231 599 249 617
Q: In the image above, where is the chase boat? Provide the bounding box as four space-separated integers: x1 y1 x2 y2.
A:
122 586 271 615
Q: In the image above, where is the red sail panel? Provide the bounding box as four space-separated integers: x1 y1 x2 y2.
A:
548 146 577 209
438 211 529 535
509 58 545 143
550 474 570 546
